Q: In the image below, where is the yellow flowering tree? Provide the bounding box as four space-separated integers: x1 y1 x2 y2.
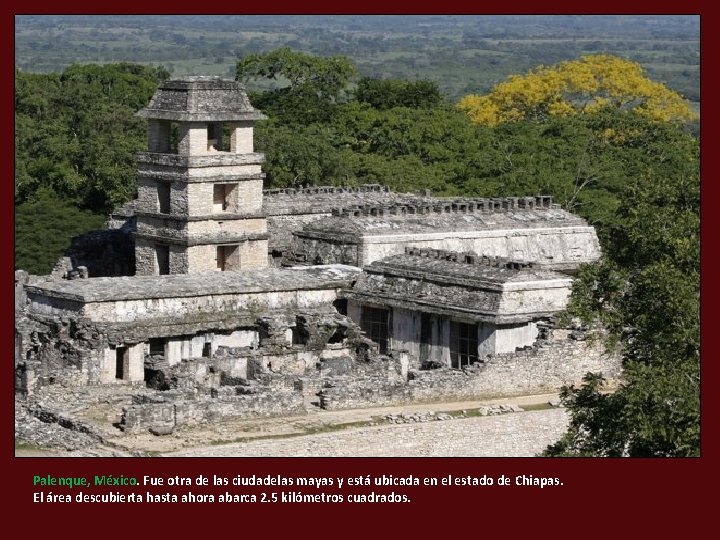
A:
459 55 697 126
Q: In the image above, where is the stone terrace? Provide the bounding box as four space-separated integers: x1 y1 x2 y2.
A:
262 184 431 255
304 196 584 237
25 265 361 303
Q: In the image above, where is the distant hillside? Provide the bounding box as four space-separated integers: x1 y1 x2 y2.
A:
15 15 699 102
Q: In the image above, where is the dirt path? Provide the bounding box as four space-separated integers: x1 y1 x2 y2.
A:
164 407 568 457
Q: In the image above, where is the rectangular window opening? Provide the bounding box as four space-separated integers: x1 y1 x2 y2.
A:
169 122 179 154
450 321 479 369
213 183 238 213
216 245 240 271
157 182 171 214
149 338 166 357
207 122 229 152
115 347 127 380
360 306 390 355
156 244 170 275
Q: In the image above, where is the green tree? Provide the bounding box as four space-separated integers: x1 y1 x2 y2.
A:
355 77 443 110
15 190 106 275
15 63 168 274
544 117 699 456
459 55 697 126
256 121 343 187
15 63 167 210
237 47 357 103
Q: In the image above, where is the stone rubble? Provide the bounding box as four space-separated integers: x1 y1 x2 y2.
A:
382 404 525 424
15 401 99 451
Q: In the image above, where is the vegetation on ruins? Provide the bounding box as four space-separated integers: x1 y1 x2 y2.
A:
14 45 700 456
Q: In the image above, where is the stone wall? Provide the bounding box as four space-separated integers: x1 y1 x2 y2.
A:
359 227 600 268
239 239 269 269
135 237 158 275
264 185 402 255
185 181 261 216
121 390 306 434
318 335 622 410
136 177 159 213
290 235 359 266
137 151 265 171
266 214 330 257
64 286 336 324
185 217 266 237
233 179 263 214
186 245 217 272
187 182 214 215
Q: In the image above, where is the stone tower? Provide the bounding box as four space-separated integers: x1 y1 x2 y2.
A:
134 76 268 275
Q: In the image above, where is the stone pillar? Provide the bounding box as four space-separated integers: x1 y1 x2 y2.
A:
127 343 145 382
439 317 451 366
230 121 254 154
178 122 208 156
100 347 116 383
396 350 410 379
477 322 497 358
167 338 183 366
346 301 361 325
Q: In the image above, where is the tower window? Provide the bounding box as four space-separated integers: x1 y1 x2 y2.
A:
207 122 228 151
157 182 171 214
217 245 240 271
213 183 238 213
155 244 170 275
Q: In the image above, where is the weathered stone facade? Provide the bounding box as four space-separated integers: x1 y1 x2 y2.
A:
342 247 574 370
287 195 601 270
263 184 430 261
134 77 269 275
15 77 620 442
318 325 622 410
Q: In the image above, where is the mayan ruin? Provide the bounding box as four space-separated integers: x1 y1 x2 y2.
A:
15 76 623 455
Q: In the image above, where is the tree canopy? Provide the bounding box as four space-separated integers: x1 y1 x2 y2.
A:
236 47 357 102
544 112 699 456
15 63 168 210
355 77 443 110
15 63 168 274
458 54 697 126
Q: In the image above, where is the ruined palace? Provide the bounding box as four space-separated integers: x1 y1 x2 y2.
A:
14 77 621 436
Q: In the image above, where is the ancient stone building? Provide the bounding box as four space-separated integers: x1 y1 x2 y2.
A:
262 184 429 264
287 195 601 270
14 77 621 438
134 77 269 275
343 247 573 368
